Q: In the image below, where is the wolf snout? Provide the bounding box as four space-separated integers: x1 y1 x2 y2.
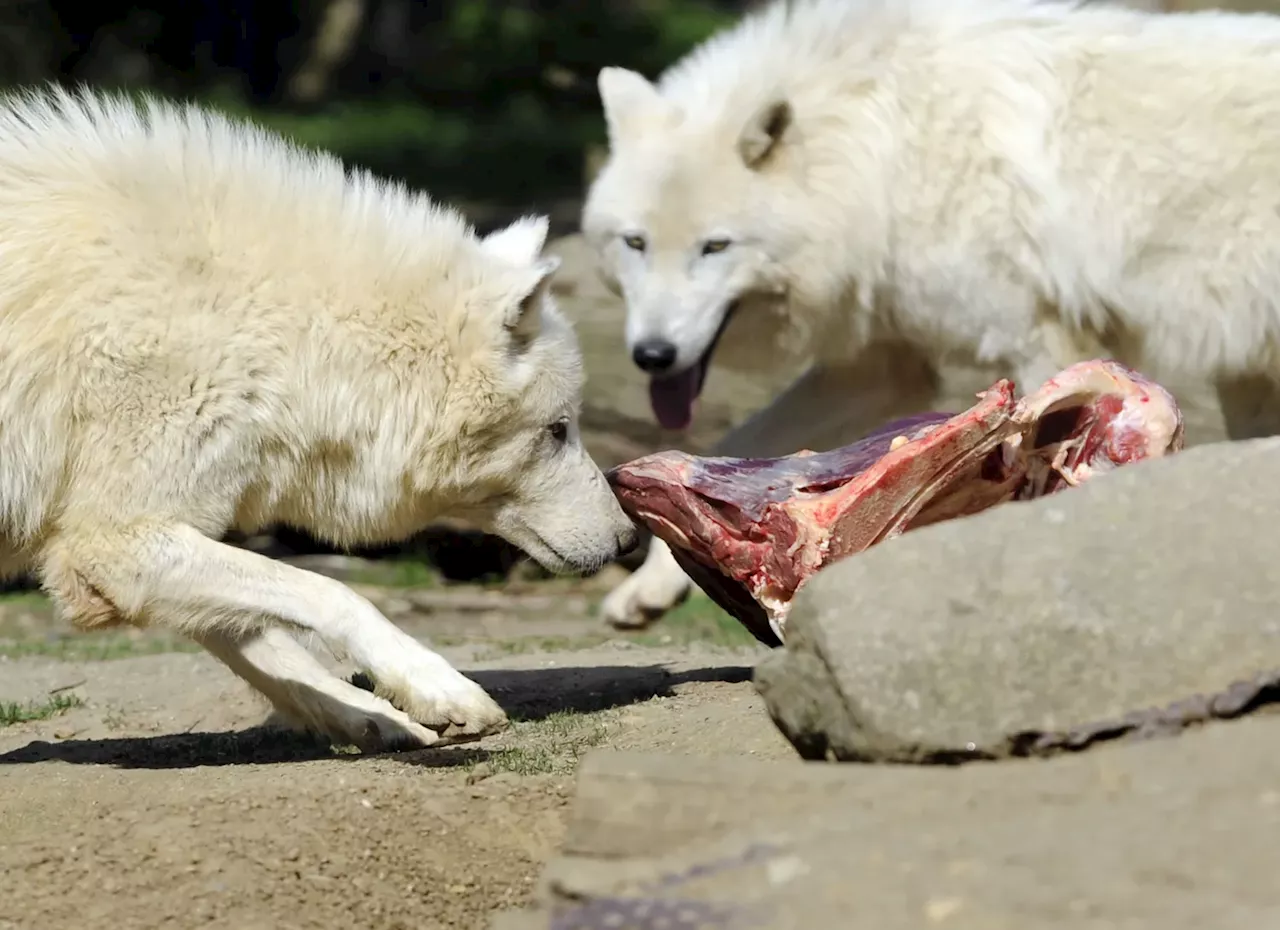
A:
631 338 678 373
616 522 640 557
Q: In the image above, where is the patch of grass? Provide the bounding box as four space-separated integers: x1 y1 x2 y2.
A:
347 558 439 589
0 633 200 662
629 594 762 649
0 590 57 627
428 634 469 649
0 590 52 608
0 693 83 727
480 710 614 776
0 590 201 661
464 593 762 656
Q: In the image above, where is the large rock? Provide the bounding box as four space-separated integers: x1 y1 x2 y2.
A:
754 437 1280 764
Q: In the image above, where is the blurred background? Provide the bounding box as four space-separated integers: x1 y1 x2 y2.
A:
0 0 750 235
0 0 1275 589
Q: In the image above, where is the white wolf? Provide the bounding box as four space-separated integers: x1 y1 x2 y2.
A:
0 87 637 751
582 0 1280 628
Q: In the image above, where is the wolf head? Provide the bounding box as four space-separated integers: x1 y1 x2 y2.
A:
440 215 638 573
581 66 806 432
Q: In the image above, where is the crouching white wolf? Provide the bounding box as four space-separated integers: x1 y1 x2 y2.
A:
582 0 1280 628
0 88 638 751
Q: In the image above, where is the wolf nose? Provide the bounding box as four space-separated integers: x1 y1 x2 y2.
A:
632 339 678 373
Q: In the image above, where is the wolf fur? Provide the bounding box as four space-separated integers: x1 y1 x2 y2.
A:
582 0 1280 627
0 87 637 750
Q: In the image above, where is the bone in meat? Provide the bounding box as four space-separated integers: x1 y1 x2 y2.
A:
607 360 1185 647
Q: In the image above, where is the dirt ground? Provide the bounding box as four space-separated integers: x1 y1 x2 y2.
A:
0 563 796 930
0 239 802 930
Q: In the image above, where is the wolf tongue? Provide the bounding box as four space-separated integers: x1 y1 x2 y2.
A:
649 367 701 431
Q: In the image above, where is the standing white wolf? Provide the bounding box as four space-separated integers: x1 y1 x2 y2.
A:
0 88 637 751
582 0 1280 628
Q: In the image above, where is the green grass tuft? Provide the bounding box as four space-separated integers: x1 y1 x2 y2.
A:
346 558 440 589
479 710 613 776
0 693 83 727
0 634 200 662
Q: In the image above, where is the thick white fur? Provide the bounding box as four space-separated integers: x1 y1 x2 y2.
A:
583 0 1280 627
0 86 637 750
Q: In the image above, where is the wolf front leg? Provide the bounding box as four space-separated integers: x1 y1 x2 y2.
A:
42 522 509 746
196 625 444 751
602 341 943 630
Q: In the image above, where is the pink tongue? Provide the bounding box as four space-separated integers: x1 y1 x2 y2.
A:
649 367 701 431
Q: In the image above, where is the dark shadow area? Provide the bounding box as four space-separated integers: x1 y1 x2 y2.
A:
468 662 754 720
239 523 533 583
0 726 343 768
0 663 753 770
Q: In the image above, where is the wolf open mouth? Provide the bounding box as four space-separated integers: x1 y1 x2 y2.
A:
648 302 739 431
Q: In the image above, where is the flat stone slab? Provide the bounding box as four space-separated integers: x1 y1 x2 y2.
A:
754 437 1280 763
501 722 1280 929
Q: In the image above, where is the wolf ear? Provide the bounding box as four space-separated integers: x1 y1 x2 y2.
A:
599 67 674 143
737 99 793 169
482 214 550 266
502 256 561 346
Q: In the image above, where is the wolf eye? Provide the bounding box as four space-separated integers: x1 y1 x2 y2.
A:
622 234 647 253
548 419 569 442
701 238 731 256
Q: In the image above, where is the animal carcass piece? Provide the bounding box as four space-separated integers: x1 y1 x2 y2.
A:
607 360 1184 647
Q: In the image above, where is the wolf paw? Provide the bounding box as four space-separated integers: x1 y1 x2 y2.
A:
341 708 442 753
374 664 509 745
277 684 443 753
601 548 693 629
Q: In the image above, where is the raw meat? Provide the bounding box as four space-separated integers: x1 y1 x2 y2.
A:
607 360 1185 647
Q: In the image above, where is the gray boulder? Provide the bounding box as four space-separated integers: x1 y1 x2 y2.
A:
755 437 1280 763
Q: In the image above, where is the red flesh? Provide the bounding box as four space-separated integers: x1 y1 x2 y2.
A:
607 360 1185 647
